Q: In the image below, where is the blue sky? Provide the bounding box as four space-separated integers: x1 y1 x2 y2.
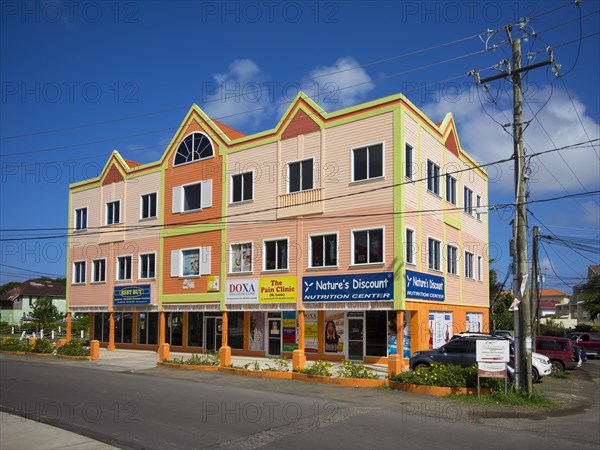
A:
1 0 599 293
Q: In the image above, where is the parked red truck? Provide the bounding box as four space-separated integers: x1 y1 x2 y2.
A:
566 332 600 358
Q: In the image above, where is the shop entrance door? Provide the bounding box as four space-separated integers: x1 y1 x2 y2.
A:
204 317 222 352
267 319 281 356
348 317 364 361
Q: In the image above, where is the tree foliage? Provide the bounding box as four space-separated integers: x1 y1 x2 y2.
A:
0 281 20 295
489 268 514 331
32 296 61 328
581 274 600 320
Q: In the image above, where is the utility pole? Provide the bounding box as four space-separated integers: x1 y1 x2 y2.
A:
471 25 554 394
532 226 540 347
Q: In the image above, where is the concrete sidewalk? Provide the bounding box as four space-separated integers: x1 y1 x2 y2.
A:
0 412 118 450
89 348 390 377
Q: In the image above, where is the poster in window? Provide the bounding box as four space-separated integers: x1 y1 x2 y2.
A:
387 314 397 356
403 311 411 358
304 312 318 353
282 311 298 352
248 312 264 351
182 250 200 277
324 311 344 353
232 244 252 273
466 312 483 333
429 311 453 349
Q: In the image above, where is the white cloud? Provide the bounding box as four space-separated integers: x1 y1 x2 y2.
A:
422 85 600 196
202 59 273 129
304 57 375 110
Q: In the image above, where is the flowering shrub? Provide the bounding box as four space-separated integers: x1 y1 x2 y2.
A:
165 352 219 366
32 339 54 354
390 363 503 389
298 360 333 377
0 337 32 352
56 340 90 356
337 360 379 379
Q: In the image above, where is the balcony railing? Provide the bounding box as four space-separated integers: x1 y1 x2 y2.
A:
277 188 324 218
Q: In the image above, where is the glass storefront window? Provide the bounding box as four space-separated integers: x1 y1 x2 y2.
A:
93 313 103 342
123 313 133 343
114 313 123 343
147 312 158 345
188 312 203 347
228 312 244 350
101 313 110 343
365 311 387 356
167 312 183 346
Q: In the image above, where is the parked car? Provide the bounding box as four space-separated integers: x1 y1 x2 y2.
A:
492 330 514 339
535 336 581 371
409 336 551 383
565 332 600 358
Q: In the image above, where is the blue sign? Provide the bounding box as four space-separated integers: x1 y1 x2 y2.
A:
302 272 393 302
405 270 445 301
114 284 151 305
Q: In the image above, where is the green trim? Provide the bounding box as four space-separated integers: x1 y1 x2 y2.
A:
158 168 166 307
444 215 461 230
66 193 72 310
160 223 224 239
221 154 228 309
393 107 405 311
161 293 224 304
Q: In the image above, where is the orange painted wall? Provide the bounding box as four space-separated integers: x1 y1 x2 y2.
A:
162 230 222 296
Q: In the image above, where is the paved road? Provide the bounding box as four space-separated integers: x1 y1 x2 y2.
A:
1 355 599 449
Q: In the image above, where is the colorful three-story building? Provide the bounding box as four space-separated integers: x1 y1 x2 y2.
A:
67 92 489 368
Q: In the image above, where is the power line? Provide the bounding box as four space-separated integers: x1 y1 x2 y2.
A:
1 139 597 238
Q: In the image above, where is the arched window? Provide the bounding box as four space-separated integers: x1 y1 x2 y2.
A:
173 132 213 166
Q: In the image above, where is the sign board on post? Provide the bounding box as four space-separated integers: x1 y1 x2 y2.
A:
476 339 510 396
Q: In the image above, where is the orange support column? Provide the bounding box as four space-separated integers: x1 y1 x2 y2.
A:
66 312 72 342
90 340 100 360
219 311 231 367
293 310 306 370
158 311 170 361
108 312 116 351
388 310 406 378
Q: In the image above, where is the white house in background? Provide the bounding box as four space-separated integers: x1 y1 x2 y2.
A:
556 265 600 326
0 279 66 325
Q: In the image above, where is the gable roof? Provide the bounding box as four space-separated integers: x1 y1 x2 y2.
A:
0 279 66 302
540 288 568 297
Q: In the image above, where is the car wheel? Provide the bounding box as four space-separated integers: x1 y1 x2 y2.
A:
413 363 429 370
532 367 540 383
551 360 565 372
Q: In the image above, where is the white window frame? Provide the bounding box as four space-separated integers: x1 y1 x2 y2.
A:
230 242 253 274
476 195 482 221
74 207 88 231
427 237 442 272
427 160 441 196
464 187 473 215
350 141 385 183
172 180 213 213
105 200 121 225
447 244 459 275
477 255 483 281
116 255 133 281
140 192 158 220
405 227 416 265
172 131 214 167
171 247 211 278
404 142 415 180
92 258 106 283
139 252 157 280
263 238 289 272
464 251 474 279
230 171 254 204
308 232 339 269
72 261 86 284
445 174 457 205
287 158 314 193
351 227 385 266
